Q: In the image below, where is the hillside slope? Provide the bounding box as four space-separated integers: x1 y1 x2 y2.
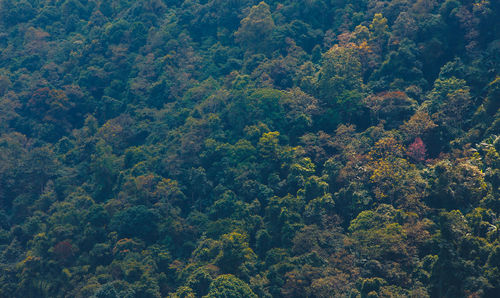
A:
0 0 499 297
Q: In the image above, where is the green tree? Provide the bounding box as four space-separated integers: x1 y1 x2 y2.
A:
216 232 257 276
369 13 389 51
203 275 257 298
348 204 409 261
235 2 275 54
110 205 159 243
317 44 365 123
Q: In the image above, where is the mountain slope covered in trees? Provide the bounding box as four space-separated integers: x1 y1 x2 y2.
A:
0 0 499 297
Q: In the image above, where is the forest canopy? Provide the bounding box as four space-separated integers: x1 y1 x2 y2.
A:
0 0 499 297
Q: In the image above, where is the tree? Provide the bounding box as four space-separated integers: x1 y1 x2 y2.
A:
428 160 487 211
407 137 427 163
258 131 281 160
25 88 76 138
430 210 471 297
317 44 365 123
93 283 118 298
216 232 257 276
170 286 196 298
186 266 216 297
363 91 417 129
391 12 418 43
203 275 257 298
52 240 74 264
368 138 427 210
318 45 363 106
281 88 319 139
348 205 408 258
400 110 437 142
110 205 159 243
370 39 426 91
90 141 119 202
369 13 389 52
484 77 500 116
235 2 275 54
425 76 473 136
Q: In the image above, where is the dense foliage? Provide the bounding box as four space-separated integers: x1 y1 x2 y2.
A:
0 0 499 297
